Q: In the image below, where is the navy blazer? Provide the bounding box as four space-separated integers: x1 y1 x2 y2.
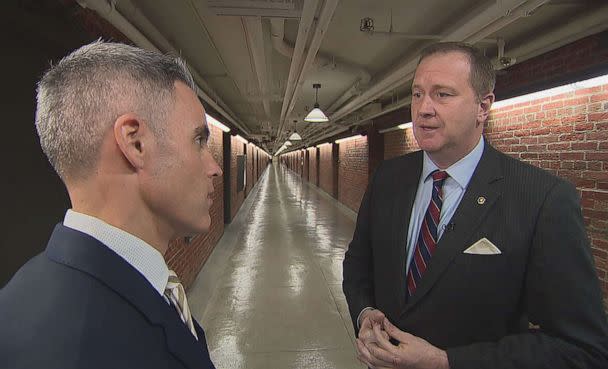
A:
343 144 608 369
0 224 216 369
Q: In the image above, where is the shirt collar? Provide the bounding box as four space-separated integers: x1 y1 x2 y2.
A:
421 136 485 189
63 209 169 296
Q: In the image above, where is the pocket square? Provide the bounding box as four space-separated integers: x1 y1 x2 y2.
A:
463 238 501 255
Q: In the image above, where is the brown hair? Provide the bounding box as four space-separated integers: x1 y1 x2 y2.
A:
418 42 496 99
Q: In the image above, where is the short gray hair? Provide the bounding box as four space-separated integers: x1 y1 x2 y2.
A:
35 40 196 181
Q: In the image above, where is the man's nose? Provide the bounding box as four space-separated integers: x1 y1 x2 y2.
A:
205 153 223 177
418 95 435 117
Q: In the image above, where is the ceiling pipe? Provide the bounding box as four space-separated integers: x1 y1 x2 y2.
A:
329 0 549 123
462 0 549 44
243 16 272 120
505 3 608 64
302 125 349 148
277 0 319 149
76 0 251 135
270 17 371 109
363 31 497 44
282 0 340 135
270 18 296 58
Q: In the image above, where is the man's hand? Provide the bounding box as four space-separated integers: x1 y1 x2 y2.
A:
355 309 393 368
364 318 449 369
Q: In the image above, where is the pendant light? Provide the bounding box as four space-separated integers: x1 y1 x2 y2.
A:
304 83 329 122
289 121 302 140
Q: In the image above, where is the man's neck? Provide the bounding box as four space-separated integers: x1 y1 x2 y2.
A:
68 185 169 255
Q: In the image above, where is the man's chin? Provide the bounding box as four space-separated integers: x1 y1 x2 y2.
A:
416 141 442 153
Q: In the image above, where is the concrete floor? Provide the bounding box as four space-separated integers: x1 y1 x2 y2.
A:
189 163 365 369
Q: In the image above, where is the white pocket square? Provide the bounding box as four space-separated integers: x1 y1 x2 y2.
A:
463 238 502 255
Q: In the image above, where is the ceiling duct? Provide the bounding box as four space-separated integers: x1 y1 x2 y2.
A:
207 0 302 18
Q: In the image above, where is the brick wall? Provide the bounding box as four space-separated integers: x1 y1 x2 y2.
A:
486 84 608 308
166 122 225 289
338 137 369 212
318 144 335 196
367 127 385 178
384 127 420 160
496 31 608 100
230 136 245 220
308 147 318 186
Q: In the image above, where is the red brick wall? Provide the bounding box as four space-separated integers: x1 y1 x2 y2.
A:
384 127 420 160
308 147 318 186
230 136 245 220
486 84 608 307
338 137 369 212
319 144 335 196
496 31 608 100
166 122 225 289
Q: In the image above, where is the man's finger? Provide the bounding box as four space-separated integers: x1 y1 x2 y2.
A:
366 309 386 325
366 339 397 368
355 338 373 367
383 317 415 343
373 321 398 352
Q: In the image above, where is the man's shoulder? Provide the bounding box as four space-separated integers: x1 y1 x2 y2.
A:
491 146 566 184
376 150 423 174
488 145 574 196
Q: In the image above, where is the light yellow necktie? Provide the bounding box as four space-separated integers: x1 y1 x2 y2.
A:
164 270 198 340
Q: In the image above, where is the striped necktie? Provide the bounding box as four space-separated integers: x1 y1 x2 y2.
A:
164 270 198 340
407 170 449 297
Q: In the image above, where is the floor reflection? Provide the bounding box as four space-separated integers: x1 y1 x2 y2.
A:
196 163 365 368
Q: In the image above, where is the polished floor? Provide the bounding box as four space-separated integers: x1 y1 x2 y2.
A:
189 163 365 368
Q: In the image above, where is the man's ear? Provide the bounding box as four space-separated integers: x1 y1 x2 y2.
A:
477 92 495 126
113 113 147 170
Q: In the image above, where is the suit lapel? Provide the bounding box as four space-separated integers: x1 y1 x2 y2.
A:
404 145 505 312
45 224 209 369
390 152 423 303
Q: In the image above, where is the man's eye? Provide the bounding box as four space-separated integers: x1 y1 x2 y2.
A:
195 136 207 147
412 92 422 98
437 92 451 98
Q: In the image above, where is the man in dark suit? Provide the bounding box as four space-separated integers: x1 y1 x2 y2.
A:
343 42 608 369
0 41 221 368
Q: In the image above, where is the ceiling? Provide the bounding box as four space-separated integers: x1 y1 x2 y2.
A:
76 0 608 154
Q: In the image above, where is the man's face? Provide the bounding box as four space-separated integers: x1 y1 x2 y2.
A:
411 51 493 167
142 81 222 239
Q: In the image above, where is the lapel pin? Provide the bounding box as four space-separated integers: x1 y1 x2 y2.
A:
477 196 486 205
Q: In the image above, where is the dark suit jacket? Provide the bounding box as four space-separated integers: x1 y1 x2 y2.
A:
0 224 216 369
343 143 608 369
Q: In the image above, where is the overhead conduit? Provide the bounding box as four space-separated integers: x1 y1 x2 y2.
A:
328 0 551 124
76 0 251 135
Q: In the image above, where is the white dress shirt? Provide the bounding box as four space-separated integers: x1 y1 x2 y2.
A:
404 136 485 274
63 209 169 297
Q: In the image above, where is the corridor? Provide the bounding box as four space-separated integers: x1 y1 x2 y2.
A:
189 163 365 368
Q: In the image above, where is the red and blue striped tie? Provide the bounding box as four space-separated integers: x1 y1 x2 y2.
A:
407 170 449 297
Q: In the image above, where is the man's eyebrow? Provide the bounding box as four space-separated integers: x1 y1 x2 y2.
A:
412 83 456 91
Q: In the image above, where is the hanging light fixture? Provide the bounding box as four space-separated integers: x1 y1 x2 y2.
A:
304 83 329 122
289 121 302 140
